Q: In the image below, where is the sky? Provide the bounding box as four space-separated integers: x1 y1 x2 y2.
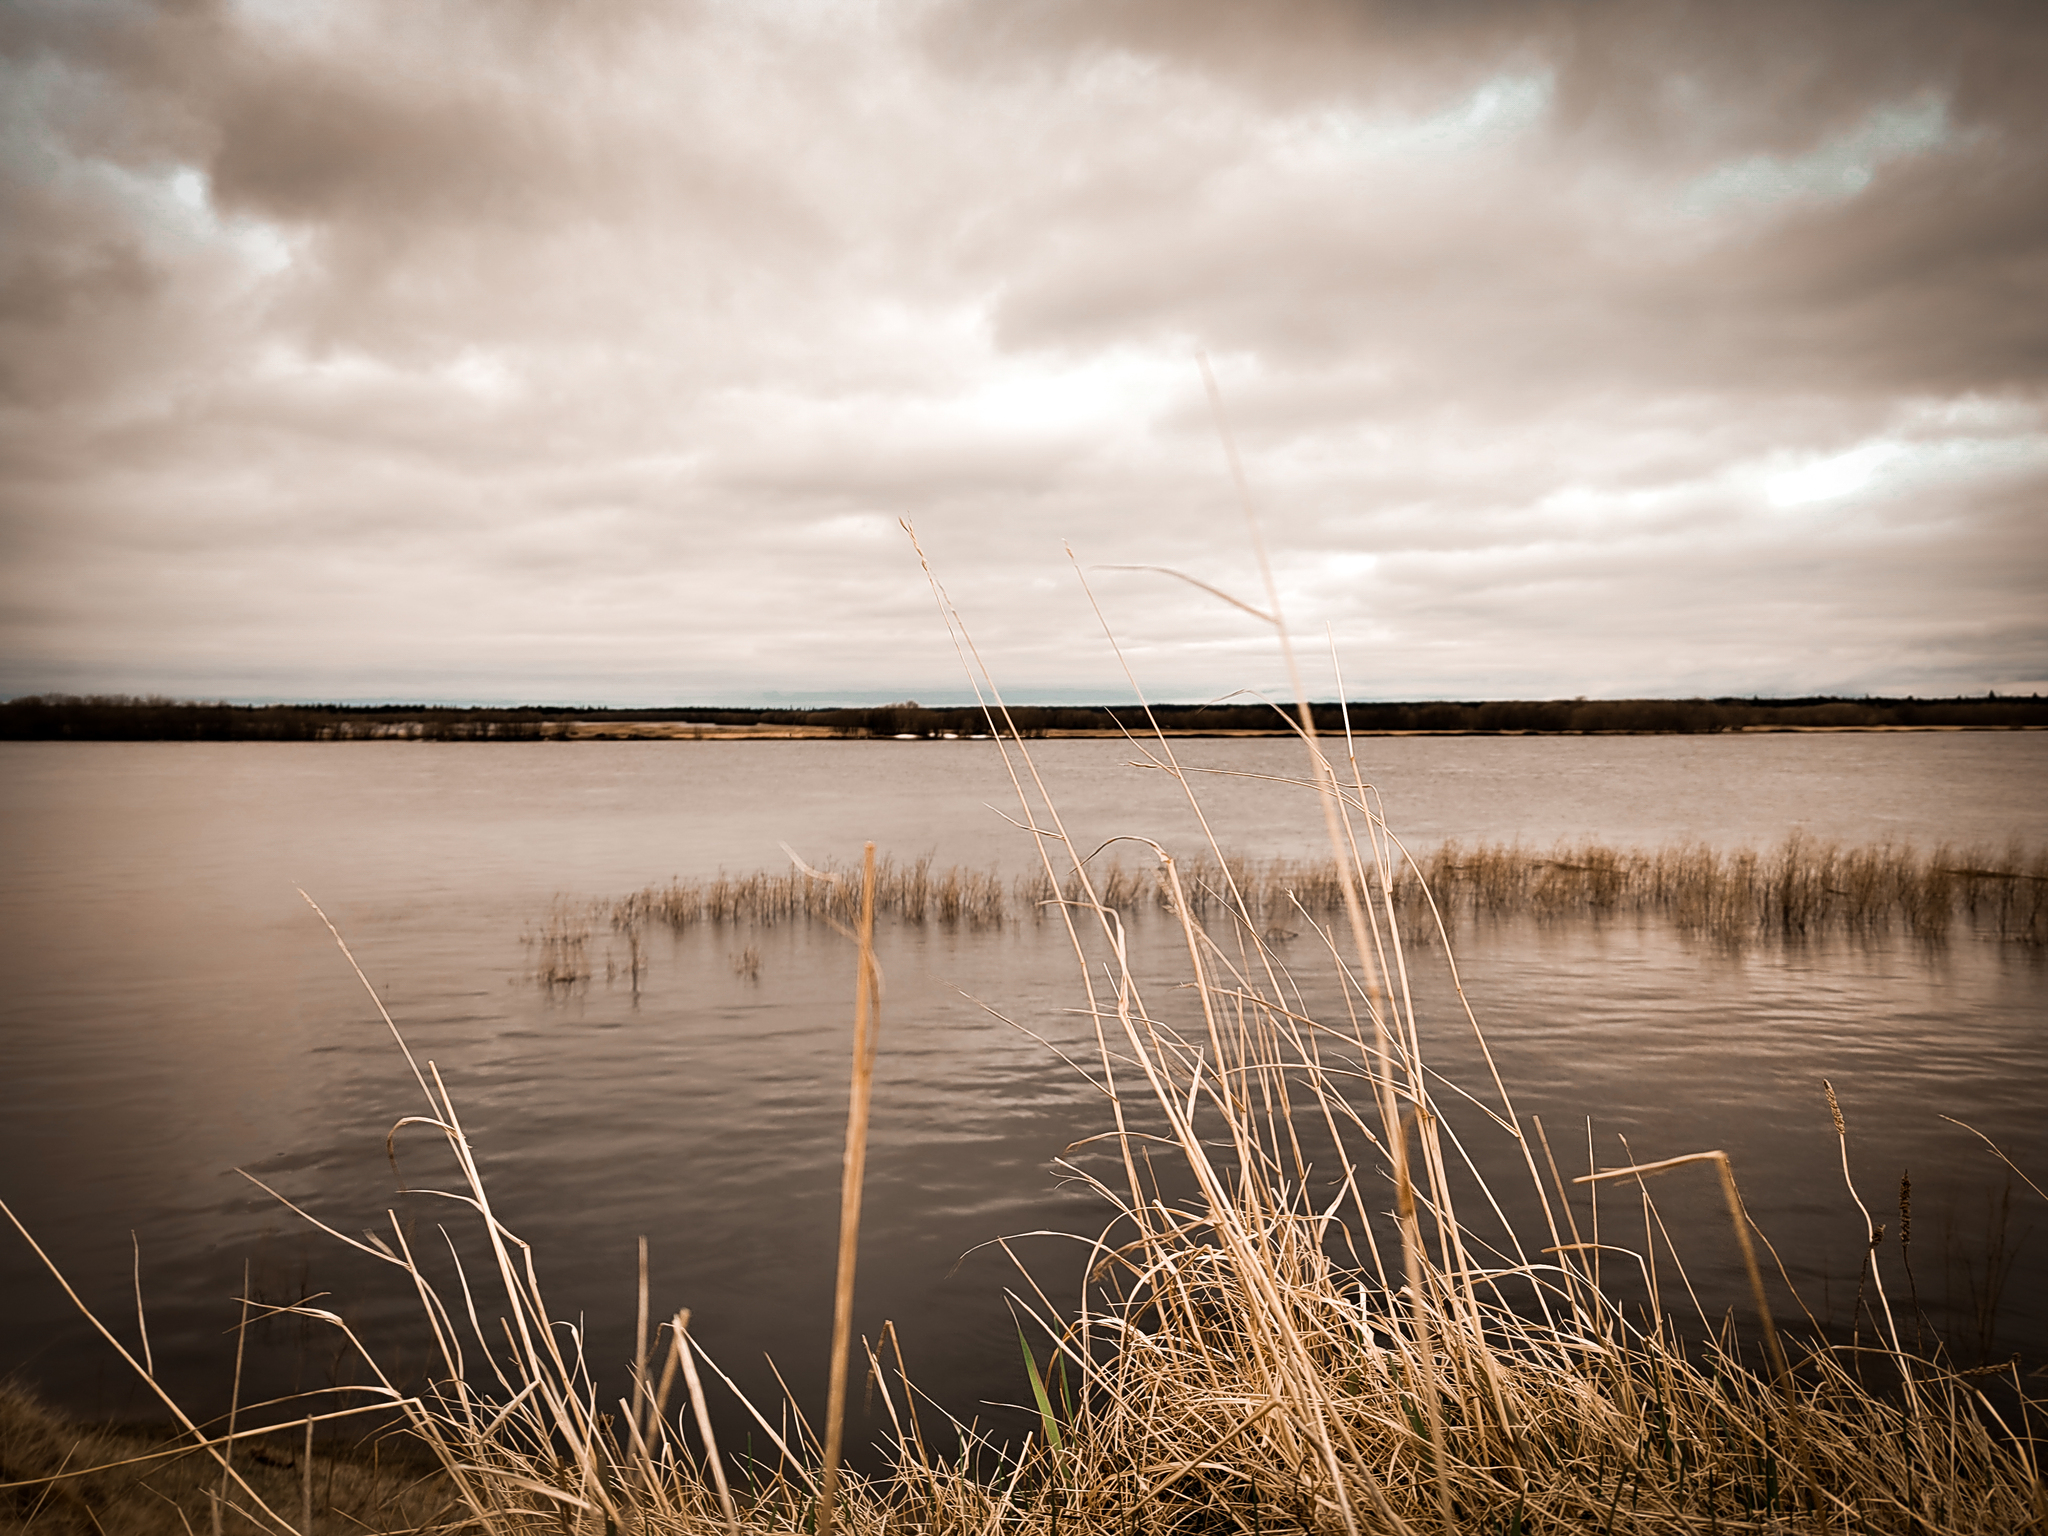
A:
2 0 2044 707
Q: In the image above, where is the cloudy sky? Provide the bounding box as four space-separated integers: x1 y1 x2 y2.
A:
2 0 2043 706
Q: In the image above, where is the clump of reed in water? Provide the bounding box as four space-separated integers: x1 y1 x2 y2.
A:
601 835 2044 949
1433 833 2046 945
1124 834 2046 946
611 852 1007 931
522 899 594 985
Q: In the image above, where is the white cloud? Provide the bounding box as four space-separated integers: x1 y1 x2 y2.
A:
1765 442 1904 506
442 350 520 401
1763 427 2048 508
1675 93 1957 218
1276 71 1553 171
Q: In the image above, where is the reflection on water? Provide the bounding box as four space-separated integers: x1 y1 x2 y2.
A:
0 736 2042 1454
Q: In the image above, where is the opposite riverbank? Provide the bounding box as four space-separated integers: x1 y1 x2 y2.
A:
5 693 2045 741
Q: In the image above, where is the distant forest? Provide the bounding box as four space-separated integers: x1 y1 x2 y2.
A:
3 693 2042 740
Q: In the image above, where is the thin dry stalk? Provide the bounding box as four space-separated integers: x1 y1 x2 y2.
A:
675 1311 741 1536
818 843 882 1536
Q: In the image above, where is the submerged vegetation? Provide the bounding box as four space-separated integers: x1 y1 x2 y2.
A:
587 834 2047 951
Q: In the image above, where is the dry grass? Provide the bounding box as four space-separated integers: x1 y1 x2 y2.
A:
931 715 2048 1532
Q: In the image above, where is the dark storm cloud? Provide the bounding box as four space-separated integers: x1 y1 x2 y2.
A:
925 0 2048 144
938 1 2048 398
0 0 2041 703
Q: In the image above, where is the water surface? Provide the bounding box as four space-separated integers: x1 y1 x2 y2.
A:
1 733 2041 1452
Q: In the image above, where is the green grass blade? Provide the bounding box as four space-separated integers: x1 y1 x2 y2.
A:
1017 1326 1062 1455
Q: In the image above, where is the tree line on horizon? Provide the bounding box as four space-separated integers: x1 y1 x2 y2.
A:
2 692 2042 740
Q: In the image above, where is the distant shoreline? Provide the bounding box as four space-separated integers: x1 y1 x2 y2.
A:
554 721 2045 740
5 693 2043 741
6 720 2041 742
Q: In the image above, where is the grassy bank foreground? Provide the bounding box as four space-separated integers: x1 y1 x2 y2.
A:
0 1388 453 1536
8 722 2047 1536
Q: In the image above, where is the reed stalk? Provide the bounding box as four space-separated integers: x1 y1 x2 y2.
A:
818 843 881 1536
